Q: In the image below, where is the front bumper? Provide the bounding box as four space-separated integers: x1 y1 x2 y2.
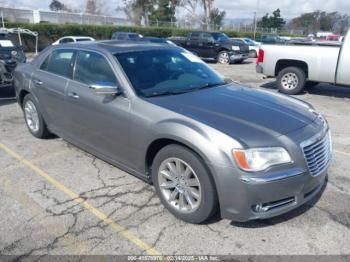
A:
209 163 328 222
230 53 249 62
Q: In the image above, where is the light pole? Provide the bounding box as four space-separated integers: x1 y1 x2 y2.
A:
253 0 260 40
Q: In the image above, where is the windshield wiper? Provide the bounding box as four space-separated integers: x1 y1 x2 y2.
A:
190 82 226 91
143 82 226 98
143 90 189 97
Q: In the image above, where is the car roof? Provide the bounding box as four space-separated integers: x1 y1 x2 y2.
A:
113 32 139 35
62 36 94 39
54 40 179 54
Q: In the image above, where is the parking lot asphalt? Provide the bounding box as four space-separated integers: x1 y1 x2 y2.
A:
1 58 350 256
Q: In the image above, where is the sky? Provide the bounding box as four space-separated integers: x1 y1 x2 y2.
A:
2 0 350 19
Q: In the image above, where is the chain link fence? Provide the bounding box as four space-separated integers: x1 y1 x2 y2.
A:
0 7 304 36
0 7 130 26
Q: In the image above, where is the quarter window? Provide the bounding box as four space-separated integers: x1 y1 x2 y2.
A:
74 51 117 86
60 38 74 43
43 49 76 78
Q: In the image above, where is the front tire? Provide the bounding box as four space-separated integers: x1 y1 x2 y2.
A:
249 50 257 58
217 51 230 64
277 66 306 95
152 144 218 224
23 94 51 139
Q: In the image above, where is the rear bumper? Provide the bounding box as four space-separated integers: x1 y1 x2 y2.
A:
209 163 328 222
256 64 263 74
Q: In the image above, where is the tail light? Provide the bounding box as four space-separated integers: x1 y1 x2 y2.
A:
256 49 264 65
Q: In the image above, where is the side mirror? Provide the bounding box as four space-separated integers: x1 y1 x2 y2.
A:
89 83 122 96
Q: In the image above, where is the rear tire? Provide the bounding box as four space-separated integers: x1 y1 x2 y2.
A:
152 144 218 224
277 66 306 95
23 94 51 139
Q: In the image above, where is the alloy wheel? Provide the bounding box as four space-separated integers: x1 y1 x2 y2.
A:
24 100 40 133
218 52 230 64
158 157 201 213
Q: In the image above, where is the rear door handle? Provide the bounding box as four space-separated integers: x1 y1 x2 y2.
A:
68 92 79 99
33 79 43 85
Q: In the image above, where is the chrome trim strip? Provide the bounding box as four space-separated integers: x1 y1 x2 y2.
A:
240 168 305 183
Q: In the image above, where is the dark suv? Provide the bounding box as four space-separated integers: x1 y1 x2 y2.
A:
169 32 249 64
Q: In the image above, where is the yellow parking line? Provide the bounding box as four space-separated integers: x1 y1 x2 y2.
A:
334 149 350 157
0 143 161 256
0 175 92 255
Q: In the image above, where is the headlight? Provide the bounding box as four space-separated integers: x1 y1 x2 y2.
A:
232 147 292 172
232 46 240 51
11 50 18 56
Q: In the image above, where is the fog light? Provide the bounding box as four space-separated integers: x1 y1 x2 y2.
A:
252 204 268 213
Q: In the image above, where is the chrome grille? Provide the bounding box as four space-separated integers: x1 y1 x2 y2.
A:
302 131 332 176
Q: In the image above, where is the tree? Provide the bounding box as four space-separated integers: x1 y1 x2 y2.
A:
121 0 153 25
49 0 70 12
177 0 214 29
258 8 286 30
85 0 101 15
210 7 225 29
201 0 213 29
287 11 350 34
149 0 177 26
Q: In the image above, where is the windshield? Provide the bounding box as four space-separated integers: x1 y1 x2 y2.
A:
115 49 226 97
211 32 231 42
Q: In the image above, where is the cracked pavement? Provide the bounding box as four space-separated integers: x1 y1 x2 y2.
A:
0 58 350 256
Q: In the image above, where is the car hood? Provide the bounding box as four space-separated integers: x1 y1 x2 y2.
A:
146 84 317 147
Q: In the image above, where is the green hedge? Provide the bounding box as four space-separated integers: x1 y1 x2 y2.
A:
4 22 298 51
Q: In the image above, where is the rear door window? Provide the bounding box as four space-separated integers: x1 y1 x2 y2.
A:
74 50 117 86
43 49 76 78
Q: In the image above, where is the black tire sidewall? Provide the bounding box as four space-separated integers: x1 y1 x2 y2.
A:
277 67 306 95
152 144 218 224
23 94 49 139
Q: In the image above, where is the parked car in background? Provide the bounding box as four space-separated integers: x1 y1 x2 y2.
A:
14 41 331 224
111 32 143 41
52 36 95 45
256 30 350 94
258 34 284 44
0 33 26 97
169 31 249 64
231 38 260 58
140 36 177 46
111 33 176 46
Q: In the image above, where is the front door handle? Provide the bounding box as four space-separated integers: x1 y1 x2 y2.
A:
68 92 79 99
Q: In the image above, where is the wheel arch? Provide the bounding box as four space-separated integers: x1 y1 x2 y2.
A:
18 89 30 107
145 137 211 176
275 59 309 78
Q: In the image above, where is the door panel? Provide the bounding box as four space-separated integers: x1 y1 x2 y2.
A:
65 50 131 165
32 49 76 133
32 70 69 131
200 33 216 58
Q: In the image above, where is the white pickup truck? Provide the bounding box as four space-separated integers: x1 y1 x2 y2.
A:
256 31 350 94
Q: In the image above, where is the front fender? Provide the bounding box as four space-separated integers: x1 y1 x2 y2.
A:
149 118 242 168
